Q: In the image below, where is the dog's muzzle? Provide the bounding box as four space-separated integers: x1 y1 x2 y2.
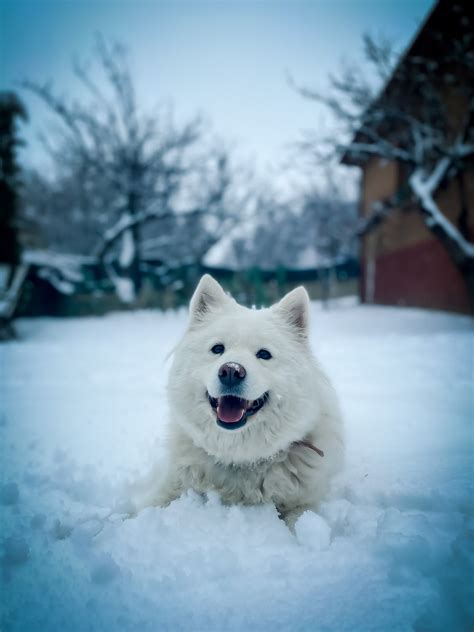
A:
207 392 269 430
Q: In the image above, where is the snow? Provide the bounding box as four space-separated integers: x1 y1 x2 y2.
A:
409 165 474 260
36 268 76 295
114 277 135 304
0 483 19 506
104 263 136 304
22 250 90 296
1 304 473 631
118 229 135 269
22 250 95 269
203 232 236 268
203 220 256 269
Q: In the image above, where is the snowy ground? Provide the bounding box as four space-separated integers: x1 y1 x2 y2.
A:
1 303 473 632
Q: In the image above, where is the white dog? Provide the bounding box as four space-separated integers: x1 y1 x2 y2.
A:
135 275 344 529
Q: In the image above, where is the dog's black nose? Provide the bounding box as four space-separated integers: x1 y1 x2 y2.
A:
218 362 246 387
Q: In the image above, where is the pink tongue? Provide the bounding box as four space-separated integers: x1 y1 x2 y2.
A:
217 398 246 423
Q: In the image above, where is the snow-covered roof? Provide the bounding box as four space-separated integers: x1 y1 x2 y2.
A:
22 249 96 268
204 236 338 272
22 249 94 294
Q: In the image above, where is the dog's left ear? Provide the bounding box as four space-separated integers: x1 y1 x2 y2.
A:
271 286 310 336
189 274 230 324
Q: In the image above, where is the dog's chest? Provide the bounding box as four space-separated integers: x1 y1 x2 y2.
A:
183 452 306 508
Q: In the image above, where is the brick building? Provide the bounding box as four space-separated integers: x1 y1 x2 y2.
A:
344 0 474 313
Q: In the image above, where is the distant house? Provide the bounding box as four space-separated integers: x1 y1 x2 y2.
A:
343 0 474 313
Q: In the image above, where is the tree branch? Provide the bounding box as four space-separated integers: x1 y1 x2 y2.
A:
409 160 474 263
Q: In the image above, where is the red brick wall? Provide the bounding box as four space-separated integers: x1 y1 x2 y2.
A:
360 238 472 314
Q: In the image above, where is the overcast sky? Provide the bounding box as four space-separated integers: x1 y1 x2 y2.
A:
1 0 434 188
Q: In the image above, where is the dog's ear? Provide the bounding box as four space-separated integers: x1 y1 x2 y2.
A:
189 274 230 324
272 286 310 336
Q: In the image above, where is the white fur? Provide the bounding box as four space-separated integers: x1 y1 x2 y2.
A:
136 275 344 529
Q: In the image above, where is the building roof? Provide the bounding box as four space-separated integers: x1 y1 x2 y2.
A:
341 0 465 167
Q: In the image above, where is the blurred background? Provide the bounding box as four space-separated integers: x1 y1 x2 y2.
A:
1 0 472 335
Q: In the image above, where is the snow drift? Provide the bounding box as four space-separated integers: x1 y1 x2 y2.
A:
1 305 472 631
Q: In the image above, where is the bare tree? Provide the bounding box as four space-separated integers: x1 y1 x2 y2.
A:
294 2 474 304
23 38 232 302
147 151 237 264
221 175 356 285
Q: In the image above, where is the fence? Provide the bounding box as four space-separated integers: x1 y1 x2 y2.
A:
18 258 359 317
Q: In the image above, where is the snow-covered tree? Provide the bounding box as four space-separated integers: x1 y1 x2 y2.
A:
295 2 474 305
23 38 233 303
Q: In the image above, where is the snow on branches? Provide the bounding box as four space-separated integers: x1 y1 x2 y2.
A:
23 38 235 303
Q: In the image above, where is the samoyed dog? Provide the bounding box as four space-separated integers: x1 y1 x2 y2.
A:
136 275 344 529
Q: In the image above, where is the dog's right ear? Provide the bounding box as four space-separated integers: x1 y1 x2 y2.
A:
271 286 310 337
189 274 230 324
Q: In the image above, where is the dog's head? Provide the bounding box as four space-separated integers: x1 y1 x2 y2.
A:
167 275 321 463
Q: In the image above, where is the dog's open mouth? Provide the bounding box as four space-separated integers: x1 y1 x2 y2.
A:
207 392 269 430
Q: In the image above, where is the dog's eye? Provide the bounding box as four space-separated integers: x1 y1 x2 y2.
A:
256 349 272 360
211 344 225 355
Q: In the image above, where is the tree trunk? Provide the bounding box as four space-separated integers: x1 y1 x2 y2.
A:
0 264 29 340
120 183 142 300
321 268 330 309
129 221 141 296
365 234 376 304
